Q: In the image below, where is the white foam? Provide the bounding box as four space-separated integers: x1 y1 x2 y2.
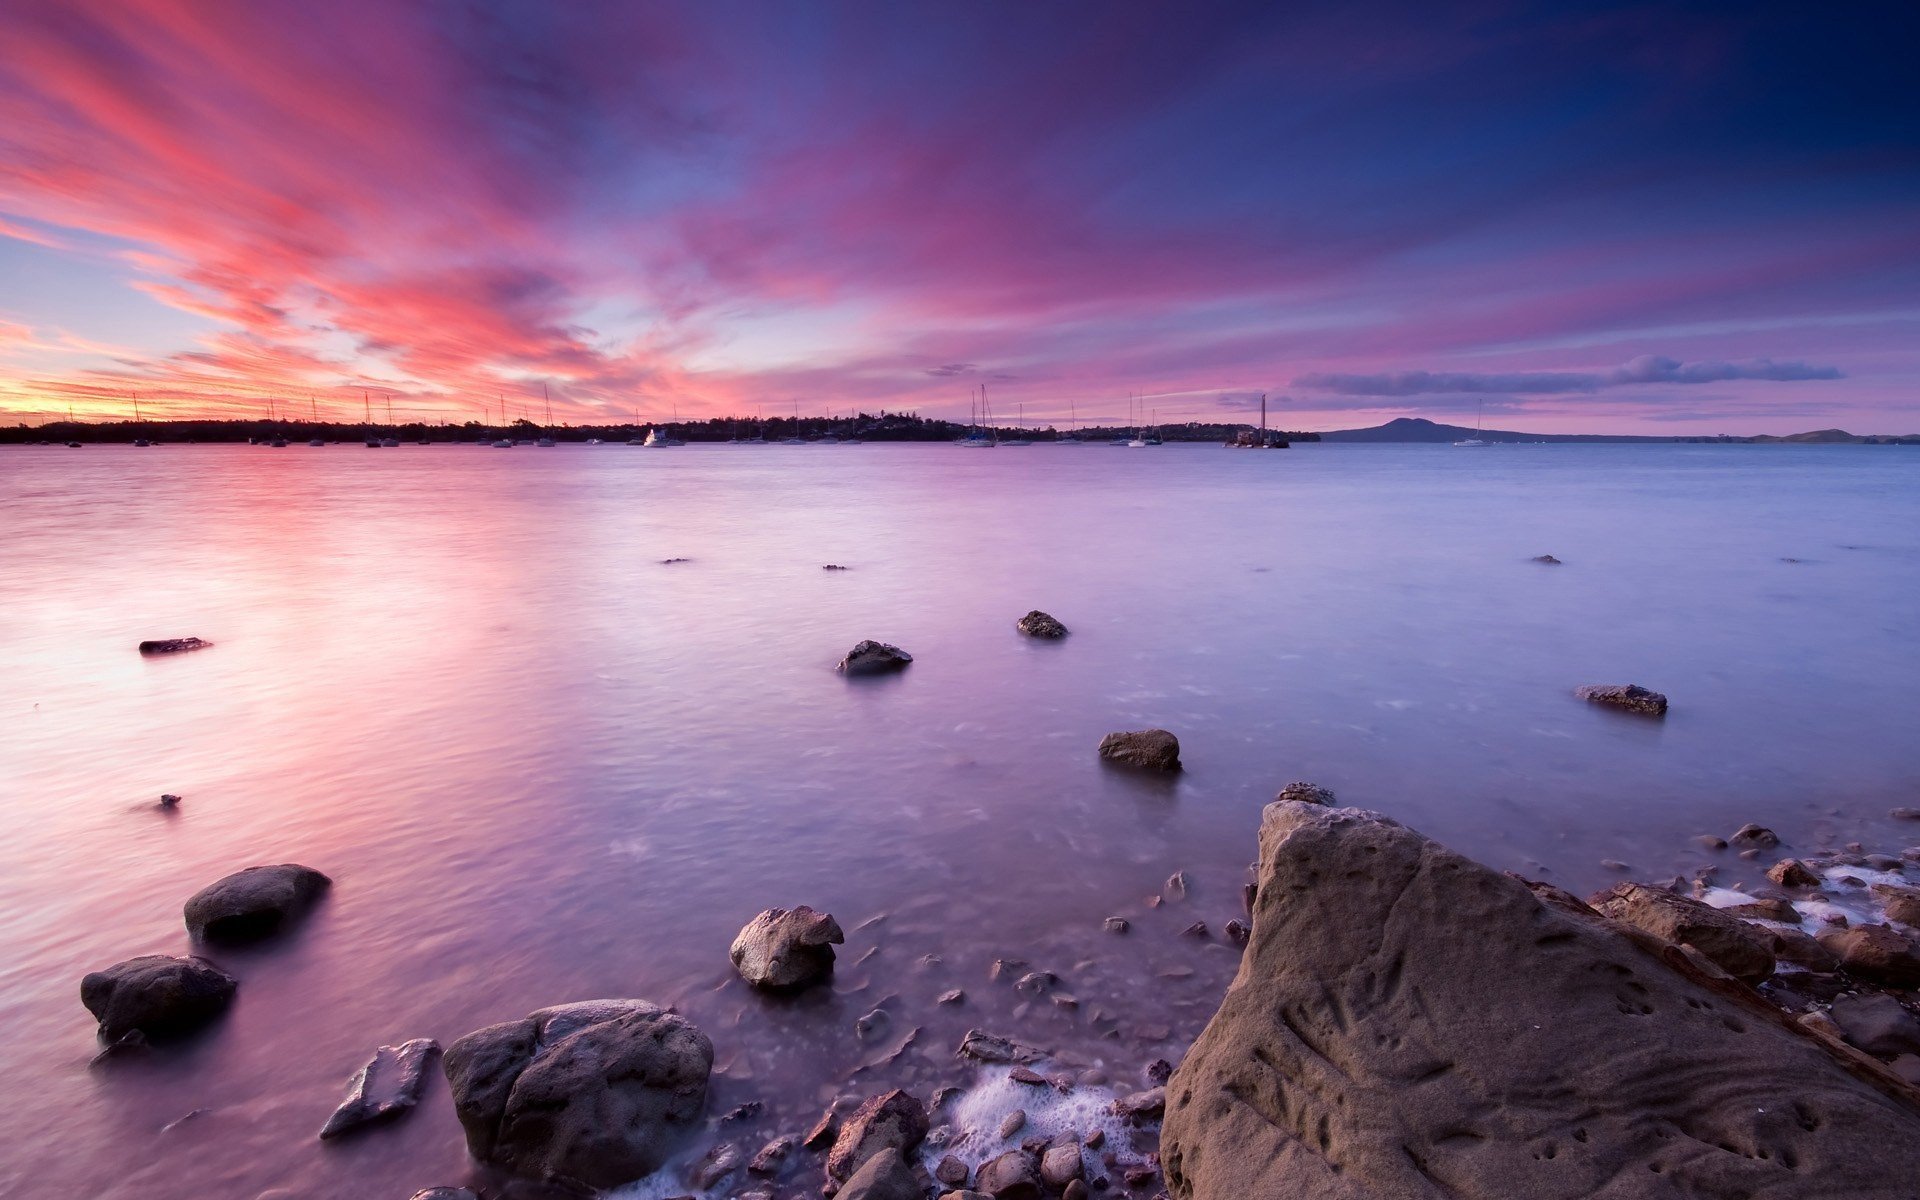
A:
926 1066 1149 1174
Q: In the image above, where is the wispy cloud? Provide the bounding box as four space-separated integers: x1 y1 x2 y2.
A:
1294 356 1843 396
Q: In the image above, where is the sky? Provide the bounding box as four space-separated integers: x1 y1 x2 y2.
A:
1 0 1916 434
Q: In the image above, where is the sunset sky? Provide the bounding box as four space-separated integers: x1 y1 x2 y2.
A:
1 1 1915 433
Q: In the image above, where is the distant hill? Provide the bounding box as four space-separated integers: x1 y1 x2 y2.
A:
1319 417 1918 445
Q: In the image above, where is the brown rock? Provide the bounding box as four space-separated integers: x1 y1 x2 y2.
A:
837 1148 922 1200
827 1090 928 1182
1112 1087 1165 1119
1040 1144 1084 1188
1725 898 1800 924
1771 928 1841 972
1159 801 1920 1200
1731 823 1781 849
1591 882 1775 983
1871 882 1920 926
1274 782 1336 806
936 1156 971 1187
1768 859 1822 888
1820 924 1920 988
139 636 213 655
730 906 844 990
1830 994 1920 1057
1573 683 1667 716
1097 730 1181 771
975 1150 1041 1200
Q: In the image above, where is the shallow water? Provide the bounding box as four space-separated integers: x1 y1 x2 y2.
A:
1 440 1916 1199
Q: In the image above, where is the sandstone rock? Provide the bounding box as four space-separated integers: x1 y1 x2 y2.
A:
1772 928 1841 972
1097 729 1181 771
1112 1087 1165 1119
1040 1144 1084 1187
936 1155 971 1186
1062 1180 1088 1200
975 1149 1041 1200
1871 882 1920 926
688 1142 743 1189
1830 994 1920 1058
1016 611 1069 639
1768 859 1822 888
1104 917 1130 934
958 1030 1046 1064
730 906 844 989
826 1090 928 1182
1820 924 1920 988
319 1038 438 1138
750 1136 796 1174
1224 919 1250 947
837 1148 922 1200
999 1110 1026 1138
1573 683 1667 716
139 637 212 655
938 988 965 1006
442 999 711 1190
838 641 913 675
1731 823 1781 849
1591 882 1775 983
80 954 236 1040
1275 782 1336 806
184 863 331 943
1160 800 1920 1200
1724 898 1800 924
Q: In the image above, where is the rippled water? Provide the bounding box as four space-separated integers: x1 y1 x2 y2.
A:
1 441 1916 1199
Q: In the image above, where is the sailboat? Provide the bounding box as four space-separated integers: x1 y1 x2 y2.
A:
958 387 994 447
1454 401 1488 446
1000 394 1032 445
131 391 151 446
1057 399 1082 443
537 383 557 446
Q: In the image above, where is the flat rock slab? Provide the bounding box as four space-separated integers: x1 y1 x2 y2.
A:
1097 729 1181 770
320 1038 440 1139
139 637 213 655
1574 682 1668 716
1161 801 1920 1200
81 954 236 1041
184 863 331 943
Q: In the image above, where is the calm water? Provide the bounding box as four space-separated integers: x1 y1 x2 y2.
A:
2 441 1916 1199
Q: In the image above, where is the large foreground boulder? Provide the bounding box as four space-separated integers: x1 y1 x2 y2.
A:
184 863 331 942
1161 801 1920 1200
81 954 236 1040
731 906 844 989
442 1000 712 1190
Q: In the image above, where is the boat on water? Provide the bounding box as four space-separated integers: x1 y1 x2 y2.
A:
268 435 288 448
586 437 603 445
958 385 997 446
132 437 152 447
1454 401 1489 446
537 384 557 445
308 437 324 447
642 427 684 447
1226 394 1289 448
380 436 400 447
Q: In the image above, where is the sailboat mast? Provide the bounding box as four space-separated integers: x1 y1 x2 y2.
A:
544 382 552 428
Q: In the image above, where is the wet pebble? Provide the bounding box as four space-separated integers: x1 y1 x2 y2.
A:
999 1110 1027 1138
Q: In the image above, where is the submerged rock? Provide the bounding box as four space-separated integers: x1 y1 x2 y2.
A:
730 906 844 989
138 637 212 655
1573 683 1668 716
826 1089 928 1182
957 1029 1047 1064
442 999 711 1190
1097 729 1181 771
319 1038 439 1139
1015 610 1069 639
1590 882 1775 983
184 863 331 943
838 640 913 675
1731 823 1781 850
1160 800 1920 1200
80 954 236 1041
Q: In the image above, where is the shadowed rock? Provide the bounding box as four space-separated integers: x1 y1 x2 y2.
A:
1097 729 1180 771
1161 801 1920 1200
1275 782 1335 806
442 999 711 1190
1574 683 1668 716
1590 882 1775 983
975 1149 1042 1200
838 1147 922 1200
320 1038 439 1139
184 863 331 943
826 1089 928 1181
730 906 844 989
139 637 212 655
839 640 912 675
81 954 236 1041
1016 611 1068 639
1820 924 1920 988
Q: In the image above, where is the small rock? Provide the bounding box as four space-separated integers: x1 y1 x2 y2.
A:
1123 1165 1158 1188
976 1149 1042 1200
1112 1087 1165 1119
319 1038 439 1139
1097 729 1181 771
1223 919 1250 947
1726 898 1800 923
938 989 966 1006
824 564 851 571
1181 922 1208 939
837 1147 922 1200
1531 554 1562 564
80 955 237 1040
1731 824 1781 850
139 637 213 655
1063 1181 1089 1200
856 1009 890 1039
1016 611 1068 639
1162 872 1188 901
1592 883 1774 983
1768 859 1822 888
1104 918 1130 935
731 906 845 989
936 1156 971 1187
1891 808 1920 821
689 1142 744 1189
158 794 182 808
1694 835 1728 851
1144 1059 1172 1085
1573 683 1667 716
999 1110 1027 1138
1083 1129 1106 1150
1274 782 1336 806
1599 859 1631 873
184 863 331 943
1871 882 1920 926
1040 1144 1084 1188
1771 929 1841 972
660 557 691 565
990 958 1028 982
750 1136 797 1174
958 1030 1046 1064
804 1109 839 1150
409 1191 478 1200
826 1090 928 1182
1009 1067 1049 1086
838 641 912 675
1014 971 1058 996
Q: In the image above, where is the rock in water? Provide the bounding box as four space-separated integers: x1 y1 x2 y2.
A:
184 863 331 943
1531 554 1563 564
409 1191 478 1200
1589 882 1775 983
138 637 213 655
730 906 844 989
837 1147 923 1200
826 1089 928 1181
1016 610 1068 638
838 640 913 675
319 1038 440 1139
1573 683 1668 716
1819 924 1920 988
442 1000 712 1190
1097 729 1181 771
1275 781 1336 806
80 955 237 1040
1160 800 1920 1200
975 1149 1042 1200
